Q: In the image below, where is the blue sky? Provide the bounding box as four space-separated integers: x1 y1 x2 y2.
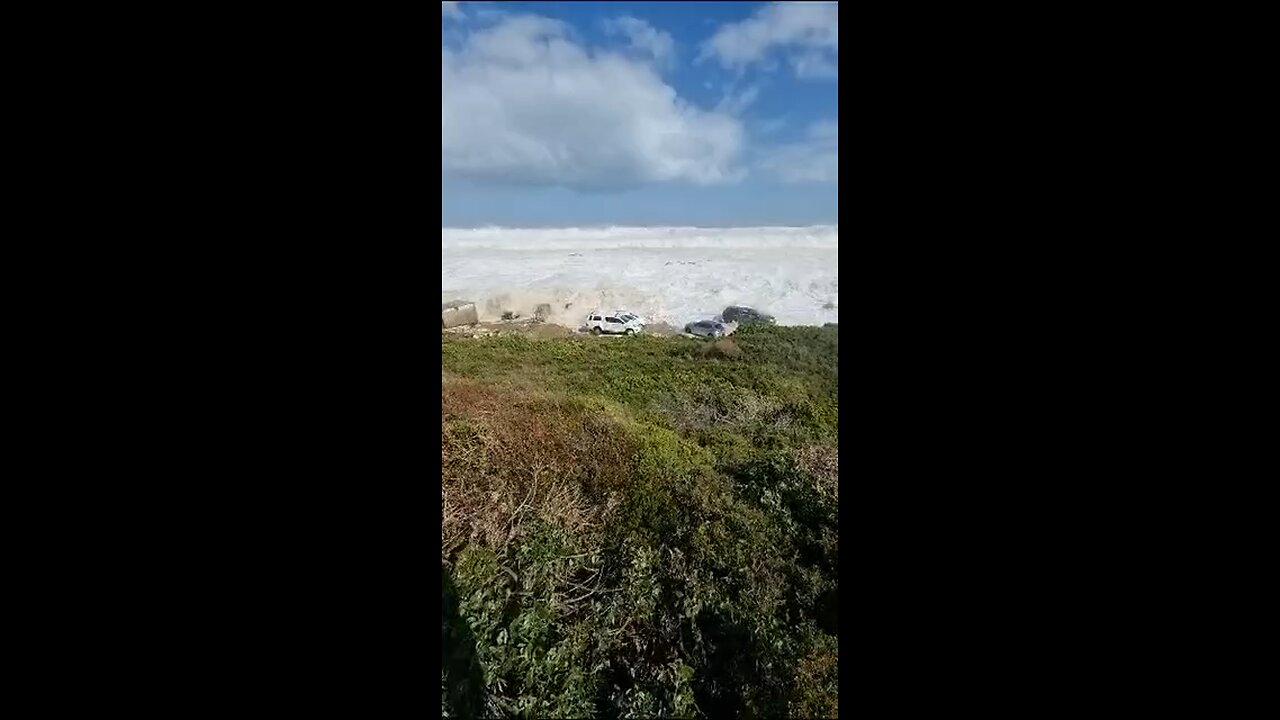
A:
441 1 838 227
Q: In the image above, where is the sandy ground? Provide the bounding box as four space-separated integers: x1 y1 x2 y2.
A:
442 318 689 339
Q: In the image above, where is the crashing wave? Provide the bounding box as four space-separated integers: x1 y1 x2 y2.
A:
441 226 839 327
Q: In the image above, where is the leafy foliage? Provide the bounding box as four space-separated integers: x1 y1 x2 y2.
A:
442 324 838 718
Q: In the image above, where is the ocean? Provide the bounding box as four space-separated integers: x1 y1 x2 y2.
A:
441 225 838 327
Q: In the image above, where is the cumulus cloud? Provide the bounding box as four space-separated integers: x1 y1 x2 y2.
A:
702 2 838 79
792 51 838 79
603 16 675 68
715 84 760 115
756 117 788 136
759 120 838 183
442 14 744 191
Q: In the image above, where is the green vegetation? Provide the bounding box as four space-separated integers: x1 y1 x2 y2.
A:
442 324 838 718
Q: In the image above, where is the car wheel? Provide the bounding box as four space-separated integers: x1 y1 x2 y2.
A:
591 327 601 335
625 328 635 336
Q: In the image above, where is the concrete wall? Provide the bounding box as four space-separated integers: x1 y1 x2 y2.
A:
442 302 479 328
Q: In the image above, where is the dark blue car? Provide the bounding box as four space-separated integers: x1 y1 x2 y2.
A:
684 320 727 338
722 306 775 325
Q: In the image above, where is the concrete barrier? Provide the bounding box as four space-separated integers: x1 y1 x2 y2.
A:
442 300 479 329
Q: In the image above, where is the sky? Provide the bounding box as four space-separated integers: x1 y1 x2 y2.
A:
441 1 838 227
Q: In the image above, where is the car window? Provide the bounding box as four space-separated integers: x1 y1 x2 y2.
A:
591 315 602 321
605 317 620 323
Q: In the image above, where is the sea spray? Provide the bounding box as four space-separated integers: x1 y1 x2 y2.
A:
442 226 839 327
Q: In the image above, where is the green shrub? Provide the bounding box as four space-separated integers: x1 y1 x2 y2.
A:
442 325 839 717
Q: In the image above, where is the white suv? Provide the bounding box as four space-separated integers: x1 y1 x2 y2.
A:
585 311 643 335
613 310 645 327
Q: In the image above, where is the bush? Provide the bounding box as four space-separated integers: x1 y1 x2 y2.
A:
442 325 839 717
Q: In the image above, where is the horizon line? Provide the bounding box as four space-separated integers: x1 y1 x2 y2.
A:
441 223 839 230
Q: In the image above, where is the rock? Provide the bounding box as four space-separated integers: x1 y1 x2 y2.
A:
643 322 681 336
535 303 552 321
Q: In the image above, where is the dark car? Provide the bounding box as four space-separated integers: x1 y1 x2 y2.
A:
684 320 727 338
722 306 775 325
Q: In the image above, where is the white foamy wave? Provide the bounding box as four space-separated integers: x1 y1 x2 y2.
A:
443 225 838 251
442 226 838 327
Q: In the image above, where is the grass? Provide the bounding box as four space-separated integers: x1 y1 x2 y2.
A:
442 323 838 718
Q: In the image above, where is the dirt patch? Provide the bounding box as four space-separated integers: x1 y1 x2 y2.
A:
698 339 742 359
643 322 682 337
443 318 669 340
442 317 568 339
525 323 575 339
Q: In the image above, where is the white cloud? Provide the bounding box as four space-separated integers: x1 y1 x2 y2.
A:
442 2 461 19
603 16 675 68
442 14 744 191
703 2 838 79
756 117 788 136
792 51 838 79
715 84 760 115
759 120 838 183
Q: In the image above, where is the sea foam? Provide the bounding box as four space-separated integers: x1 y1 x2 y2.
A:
441 226 838 327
